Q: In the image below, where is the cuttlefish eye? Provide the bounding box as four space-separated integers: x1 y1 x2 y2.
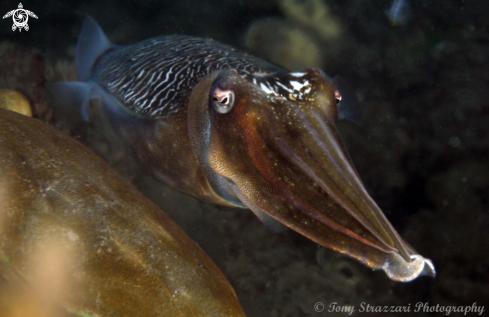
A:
335 87 342 105
211 86 235 114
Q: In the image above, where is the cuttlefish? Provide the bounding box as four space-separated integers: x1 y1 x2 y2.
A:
49 16 435 281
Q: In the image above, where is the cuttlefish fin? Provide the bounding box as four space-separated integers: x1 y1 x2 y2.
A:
47 80 129 122
47 16 135 122
46 15 111 121
76 15 113 82
46 81 92 121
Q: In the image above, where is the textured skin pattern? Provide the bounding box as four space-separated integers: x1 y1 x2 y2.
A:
95 36 281 118
84 31 436 282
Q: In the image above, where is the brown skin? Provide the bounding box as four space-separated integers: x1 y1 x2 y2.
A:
188 69 434 281
104 67 434 281
0 108 245 316
114 97 239 208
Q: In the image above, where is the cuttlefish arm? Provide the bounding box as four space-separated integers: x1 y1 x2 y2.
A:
188 68 435 282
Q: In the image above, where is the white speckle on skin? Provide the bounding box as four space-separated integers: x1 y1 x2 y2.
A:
290 81 304 91
275 81 293 92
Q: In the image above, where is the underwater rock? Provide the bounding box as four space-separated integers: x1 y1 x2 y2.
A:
0 108 245 317
278 0 343 41
0 89 32 117
0 42 50 119
245 18 324 70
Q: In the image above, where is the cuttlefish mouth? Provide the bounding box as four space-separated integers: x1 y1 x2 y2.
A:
188 68 435 282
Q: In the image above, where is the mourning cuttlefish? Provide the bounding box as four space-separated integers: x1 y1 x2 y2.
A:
48 16 435 281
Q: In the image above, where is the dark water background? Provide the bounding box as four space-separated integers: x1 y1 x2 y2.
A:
1 0 488 316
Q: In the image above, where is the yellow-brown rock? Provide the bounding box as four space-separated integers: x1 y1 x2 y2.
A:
0 89 32 117
0 108 245 317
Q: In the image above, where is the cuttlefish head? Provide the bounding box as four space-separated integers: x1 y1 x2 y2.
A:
188 68 435 282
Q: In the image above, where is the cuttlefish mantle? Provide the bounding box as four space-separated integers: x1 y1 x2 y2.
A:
48 16 435 282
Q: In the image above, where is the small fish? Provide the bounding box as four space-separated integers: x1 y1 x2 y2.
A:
386 0 411 26
48 16 434 281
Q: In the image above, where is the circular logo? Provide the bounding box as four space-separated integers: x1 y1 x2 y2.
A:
314 302 325 312
13 10 28 28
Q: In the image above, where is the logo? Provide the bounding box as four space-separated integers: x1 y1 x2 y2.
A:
3 3 38 32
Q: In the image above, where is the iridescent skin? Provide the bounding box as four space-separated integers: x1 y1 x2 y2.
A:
109 68 434 282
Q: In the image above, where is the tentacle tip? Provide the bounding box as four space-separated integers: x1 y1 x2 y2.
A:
416 255 436 278
381 253 436 282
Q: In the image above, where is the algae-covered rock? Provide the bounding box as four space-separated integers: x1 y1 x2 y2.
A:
0 108 245 317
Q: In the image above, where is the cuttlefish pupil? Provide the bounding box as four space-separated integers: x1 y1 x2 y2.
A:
212 86 235 114
48 16 435 282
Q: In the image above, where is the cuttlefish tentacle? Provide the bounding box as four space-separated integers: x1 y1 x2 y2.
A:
270 131 397 254
238 95 400 254
277 104 394 242
306 104 415 261
285 104 411 258
188 69 434 281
